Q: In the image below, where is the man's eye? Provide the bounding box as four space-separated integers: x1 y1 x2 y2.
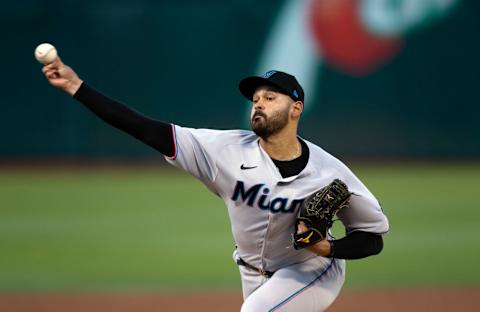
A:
267 96 274 101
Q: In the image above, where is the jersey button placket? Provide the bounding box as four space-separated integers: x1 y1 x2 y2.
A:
256 141 283 273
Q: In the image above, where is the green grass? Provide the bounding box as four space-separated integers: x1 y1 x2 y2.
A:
0 164 479 291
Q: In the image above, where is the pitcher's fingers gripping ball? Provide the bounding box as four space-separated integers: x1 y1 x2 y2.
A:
42 58 62 80
293 179 352 249
36 46 82 95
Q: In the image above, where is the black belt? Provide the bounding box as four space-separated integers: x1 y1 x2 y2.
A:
236 257 275 278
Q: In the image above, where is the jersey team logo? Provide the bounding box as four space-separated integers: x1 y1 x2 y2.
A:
231 180 304 214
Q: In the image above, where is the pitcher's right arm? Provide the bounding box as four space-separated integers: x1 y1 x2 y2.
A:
41 58 175 157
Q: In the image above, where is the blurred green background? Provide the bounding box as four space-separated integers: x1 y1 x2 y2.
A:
1 0 479 293
1 0 479 158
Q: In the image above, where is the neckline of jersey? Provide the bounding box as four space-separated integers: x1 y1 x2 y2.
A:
257 137 316 183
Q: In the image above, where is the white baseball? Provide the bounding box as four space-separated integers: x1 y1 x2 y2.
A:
34 43 58 64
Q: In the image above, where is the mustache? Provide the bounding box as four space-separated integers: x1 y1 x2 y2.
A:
252 111 267 119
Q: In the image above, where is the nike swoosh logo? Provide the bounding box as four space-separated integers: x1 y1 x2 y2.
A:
240 164 258 170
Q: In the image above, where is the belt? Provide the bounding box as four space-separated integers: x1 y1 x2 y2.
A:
236 257 275 278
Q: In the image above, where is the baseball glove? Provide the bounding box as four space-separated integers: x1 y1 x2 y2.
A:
293 179 351 250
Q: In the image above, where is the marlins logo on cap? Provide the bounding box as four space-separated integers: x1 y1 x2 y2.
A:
263 70 277 78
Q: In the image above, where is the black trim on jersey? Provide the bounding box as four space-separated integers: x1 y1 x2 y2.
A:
271 138 309 178
329 231 383 259
73 82 175 157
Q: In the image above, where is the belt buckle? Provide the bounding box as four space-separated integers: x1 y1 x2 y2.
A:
259 268 269 278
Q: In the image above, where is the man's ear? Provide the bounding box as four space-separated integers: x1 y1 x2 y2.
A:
291 101 303 118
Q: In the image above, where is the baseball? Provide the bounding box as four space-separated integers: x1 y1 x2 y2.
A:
34 43 58 64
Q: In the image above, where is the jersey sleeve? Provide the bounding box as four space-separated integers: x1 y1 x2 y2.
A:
335 162 390 235
164 124 222 183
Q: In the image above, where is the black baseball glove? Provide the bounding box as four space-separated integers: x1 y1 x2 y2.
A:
293 179 352 250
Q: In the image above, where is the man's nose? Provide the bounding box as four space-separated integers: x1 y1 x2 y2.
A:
254 100 265 110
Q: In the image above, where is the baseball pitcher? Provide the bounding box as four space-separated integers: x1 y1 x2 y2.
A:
41 57 389 311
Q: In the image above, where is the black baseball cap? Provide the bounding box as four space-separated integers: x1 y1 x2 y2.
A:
239 70 305 103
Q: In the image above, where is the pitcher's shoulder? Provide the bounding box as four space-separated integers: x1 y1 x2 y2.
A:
304 139 353 172
173 126 256 143
220 129 258 145
304 140 338 160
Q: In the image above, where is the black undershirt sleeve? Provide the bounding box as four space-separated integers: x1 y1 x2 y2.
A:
73 82 175 157
329 231 384 260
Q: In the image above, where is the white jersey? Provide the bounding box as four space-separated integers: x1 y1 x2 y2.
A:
165 125 389 273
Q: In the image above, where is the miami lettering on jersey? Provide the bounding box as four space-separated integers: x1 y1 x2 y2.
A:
231 180 304 213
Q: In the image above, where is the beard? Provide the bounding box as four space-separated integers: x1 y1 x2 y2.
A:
250 107 289 139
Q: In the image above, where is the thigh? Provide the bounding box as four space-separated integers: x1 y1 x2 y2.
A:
238 263 269 300
241 257 345 312
234 250 269 300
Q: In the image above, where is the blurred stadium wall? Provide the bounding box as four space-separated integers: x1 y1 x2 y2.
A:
1 0 478 160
